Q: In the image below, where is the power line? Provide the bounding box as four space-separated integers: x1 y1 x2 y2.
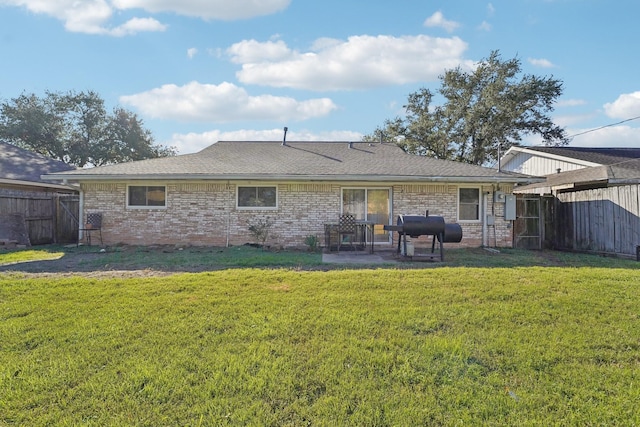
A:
567 115 640 140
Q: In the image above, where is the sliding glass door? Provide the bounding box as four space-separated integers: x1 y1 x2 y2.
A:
342 188 391 243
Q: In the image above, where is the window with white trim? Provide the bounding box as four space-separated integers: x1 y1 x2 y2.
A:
237 186 277 208
458 188 480 221
128 185 166 208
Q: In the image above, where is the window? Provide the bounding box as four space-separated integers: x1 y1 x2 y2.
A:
458 188 480 221
237 186 277 208
128 185 166 207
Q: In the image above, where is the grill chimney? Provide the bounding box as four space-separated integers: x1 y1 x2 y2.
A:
282 127 288 146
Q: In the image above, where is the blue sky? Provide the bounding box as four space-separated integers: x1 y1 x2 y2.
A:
1 0 639 154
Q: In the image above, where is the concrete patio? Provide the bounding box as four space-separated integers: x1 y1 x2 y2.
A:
322 252 397 264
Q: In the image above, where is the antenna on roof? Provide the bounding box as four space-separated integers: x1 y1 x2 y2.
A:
282 127 288 146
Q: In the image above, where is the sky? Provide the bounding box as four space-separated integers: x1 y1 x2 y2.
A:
1 0 639 155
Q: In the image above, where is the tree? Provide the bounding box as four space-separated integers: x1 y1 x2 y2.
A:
0 90 176 167
97 107 175 166
364 51 568 165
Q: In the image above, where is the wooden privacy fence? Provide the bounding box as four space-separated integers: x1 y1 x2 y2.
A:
551 184 640 257
0 191 79 245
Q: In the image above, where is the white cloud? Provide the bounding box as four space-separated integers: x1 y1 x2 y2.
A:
603 91 640 119
566 125 640 148
528 57 555 68
487 3 495 16
120 81 337 122
230 35 471 91
108 17 166 36
556 99 587 108
167 128 364 154
187 47 198 59
423 11 460 33
0 0 288 35
478 21 492 31
227 39 293 64
112 0 290 20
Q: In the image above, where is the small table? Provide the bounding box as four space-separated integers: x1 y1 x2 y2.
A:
324 221 375 254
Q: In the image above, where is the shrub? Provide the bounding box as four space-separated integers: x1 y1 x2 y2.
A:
304 234 319 252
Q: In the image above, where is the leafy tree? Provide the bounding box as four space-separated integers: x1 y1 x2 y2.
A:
365 50 568 165
0 90 175 167
97 107 174 166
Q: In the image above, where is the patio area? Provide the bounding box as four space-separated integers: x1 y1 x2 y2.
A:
322 252 395 265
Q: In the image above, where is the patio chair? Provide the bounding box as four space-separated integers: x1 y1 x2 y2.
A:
338 214 356 252
78 212 103 246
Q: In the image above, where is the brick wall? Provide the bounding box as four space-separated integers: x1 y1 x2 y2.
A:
81 181 514 248
391 184 513 249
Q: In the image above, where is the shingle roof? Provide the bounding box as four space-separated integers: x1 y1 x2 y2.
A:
0 141 76 184
43 141 538 184
526 146 640 165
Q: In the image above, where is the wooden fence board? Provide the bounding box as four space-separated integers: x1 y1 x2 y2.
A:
553 184 640 257
0 190 79 244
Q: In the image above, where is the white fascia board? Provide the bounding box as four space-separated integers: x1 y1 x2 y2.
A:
41 173 539 185
0 178 78 191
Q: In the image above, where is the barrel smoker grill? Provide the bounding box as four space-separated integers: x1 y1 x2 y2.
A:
384 211 463 261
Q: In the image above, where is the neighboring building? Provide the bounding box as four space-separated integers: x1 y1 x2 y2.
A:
500 145 640 178
0 141 76 193
0 141 78 244
500 145 640 256
43 141 539 249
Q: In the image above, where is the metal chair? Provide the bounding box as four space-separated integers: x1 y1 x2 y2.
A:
78 212 103 246
338 214 356 252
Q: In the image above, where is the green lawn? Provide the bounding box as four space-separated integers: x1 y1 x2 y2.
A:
1 265 639 425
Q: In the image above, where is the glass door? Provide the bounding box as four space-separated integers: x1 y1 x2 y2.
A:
367 189 390 243
342 188 391 243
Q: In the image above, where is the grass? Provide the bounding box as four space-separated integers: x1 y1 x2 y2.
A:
1 264 640 425
2 244 639 272
0 244 325 272
0 248 64 265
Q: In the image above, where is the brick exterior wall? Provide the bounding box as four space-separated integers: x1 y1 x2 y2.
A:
390 184 513 249
81 181 514 248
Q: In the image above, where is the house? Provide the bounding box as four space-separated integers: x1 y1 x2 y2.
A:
500 145 640 256
0 141 76 193
42 141 539 249
0 141 78 244
499 145 640 179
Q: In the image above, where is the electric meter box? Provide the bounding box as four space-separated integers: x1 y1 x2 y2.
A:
504 194 516 220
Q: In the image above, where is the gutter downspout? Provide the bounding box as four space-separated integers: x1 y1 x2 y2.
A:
482 191 489 247
78 188 84 242
226 181 232 247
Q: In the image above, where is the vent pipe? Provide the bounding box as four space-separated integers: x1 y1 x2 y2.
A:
282 127 288 146
348 141 353 149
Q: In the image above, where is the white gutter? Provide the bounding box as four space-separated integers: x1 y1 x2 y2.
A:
1 178 78 191
42 173 541 185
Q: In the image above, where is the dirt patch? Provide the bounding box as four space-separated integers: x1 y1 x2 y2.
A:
0 247 191 278
0 213 30 246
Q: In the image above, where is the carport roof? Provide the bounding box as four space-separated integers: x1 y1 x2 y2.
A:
515 158 640 194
